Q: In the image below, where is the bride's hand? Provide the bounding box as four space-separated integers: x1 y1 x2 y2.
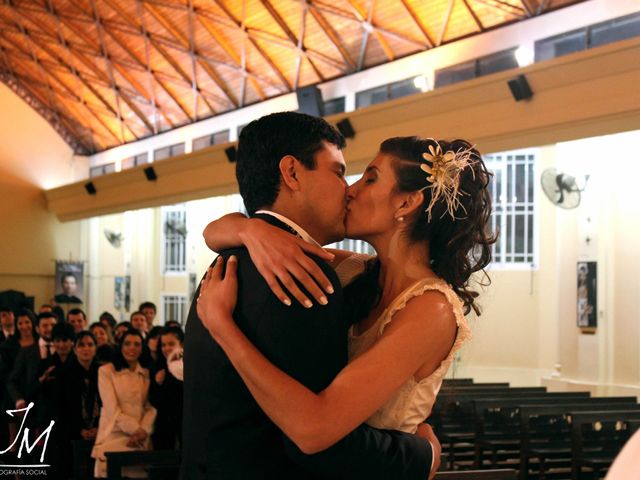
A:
239 219 335 308
197 256 239 340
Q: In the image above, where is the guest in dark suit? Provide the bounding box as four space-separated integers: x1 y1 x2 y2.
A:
7 312 57 414
0 306 15 345
0 308 36 454
181 112 434 480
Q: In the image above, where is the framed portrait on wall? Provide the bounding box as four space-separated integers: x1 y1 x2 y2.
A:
577 261 597 328
54 261 84 305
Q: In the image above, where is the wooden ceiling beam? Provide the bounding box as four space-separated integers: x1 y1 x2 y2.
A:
85 0 155 135
462 0 485 32
438 0 456 46
0 41 95 153
197 14 266 101
144 2 238 108
470 0 527 17
258 0 325 82
100 0 200 121
208 1 292 92
345 0 395 63
398 0 435 48
519 0 535 17
308 2 356 71
12 4 139 142
248 27 344 71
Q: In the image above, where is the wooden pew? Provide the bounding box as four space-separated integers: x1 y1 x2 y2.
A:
433 390 586 470
473 397 637 470
105 450 180 480
435 469 517 479
570 410 640 480
519 404 640 480
443 378 475 386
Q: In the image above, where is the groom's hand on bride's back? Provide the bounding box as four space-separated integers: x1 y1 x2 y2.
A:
240 218 336 307
416 423 441 479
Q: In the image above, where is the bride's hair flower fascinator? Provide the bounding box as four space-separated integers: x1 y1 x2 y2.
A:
420 140 476 221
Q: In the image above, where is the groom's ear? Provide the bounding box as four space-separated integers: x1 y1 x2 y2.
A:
279 155 301 192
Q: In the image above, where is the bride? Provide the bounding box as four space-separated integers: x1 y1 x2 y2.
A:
197 136 495 474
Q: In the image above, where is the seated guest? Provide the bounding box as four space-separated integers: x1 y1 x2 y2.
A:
40 322 76 478
146 326 163 364
8 312 57 415
149 326 184 450
98 311 116 338
0 308 35 453
138 302 157 332
164 320 181 329
129 311 148 337
91 329 156 478
113 321 133 343
67 332 102 479
89 322 114 347
67 308 88 334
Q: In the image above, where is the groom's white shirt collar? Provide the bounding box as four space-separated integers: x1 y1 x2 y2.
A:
254 210 321 247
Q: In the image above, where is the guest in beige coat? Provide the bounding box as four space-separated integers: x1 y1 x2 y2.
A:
92 329 156 478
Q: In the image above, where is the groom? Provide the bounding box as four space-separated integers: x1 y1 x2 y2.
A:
181 112 436 479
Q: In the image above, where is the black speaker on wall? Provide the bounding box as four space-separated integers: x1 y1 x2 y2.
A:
508 74 533 102
225 146 237 163
336 118 355 139
84 181 97 195
144 166 157 181
296 85 324 117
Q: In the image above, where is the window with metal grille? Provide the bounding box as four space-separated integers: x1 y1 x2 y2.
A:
121 152 149 170
161 294 187 326
161 205 187 273
154 142 185 161
485 150 537 266
192 130 231 151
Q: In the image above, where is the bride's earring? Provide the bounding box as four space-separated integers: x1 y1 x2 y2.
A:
396 215 404 222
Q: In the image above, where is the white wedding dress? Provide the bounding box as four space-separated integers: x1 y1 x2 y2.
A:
335 254 472 434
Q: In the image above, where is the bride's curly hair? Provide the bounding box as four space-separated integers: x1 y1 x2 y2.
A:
344 137 497 323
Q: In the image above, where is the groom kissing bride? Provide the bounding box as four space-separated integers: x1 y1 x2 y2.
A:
182 111 494 479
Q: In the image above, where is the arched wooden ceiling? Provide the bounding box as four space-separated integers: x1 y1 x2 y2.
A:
0 0 586 154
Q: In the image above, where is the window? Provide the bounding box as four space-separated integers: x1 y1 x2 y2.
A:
89 162 116 178
121 152 149 170
154 142 185 161
535 29 587 62
485 150 537 266
434 48 518 89
161 205 187 273
355 78 422 109
323 97 346 116
535 12 640 62
590 12 640 48
161 294 187 326
192 130 230 151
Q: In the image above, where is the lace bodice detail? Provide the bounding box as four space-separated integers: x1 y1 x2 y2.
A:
336 254 472 434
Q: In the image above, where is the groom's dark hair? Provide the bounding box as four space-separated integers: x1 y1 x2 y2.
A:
236 111 345 215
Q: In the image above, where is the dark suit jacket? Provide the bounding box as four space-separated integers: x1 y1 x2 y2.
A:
7 343 41 405
181 214 431 480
